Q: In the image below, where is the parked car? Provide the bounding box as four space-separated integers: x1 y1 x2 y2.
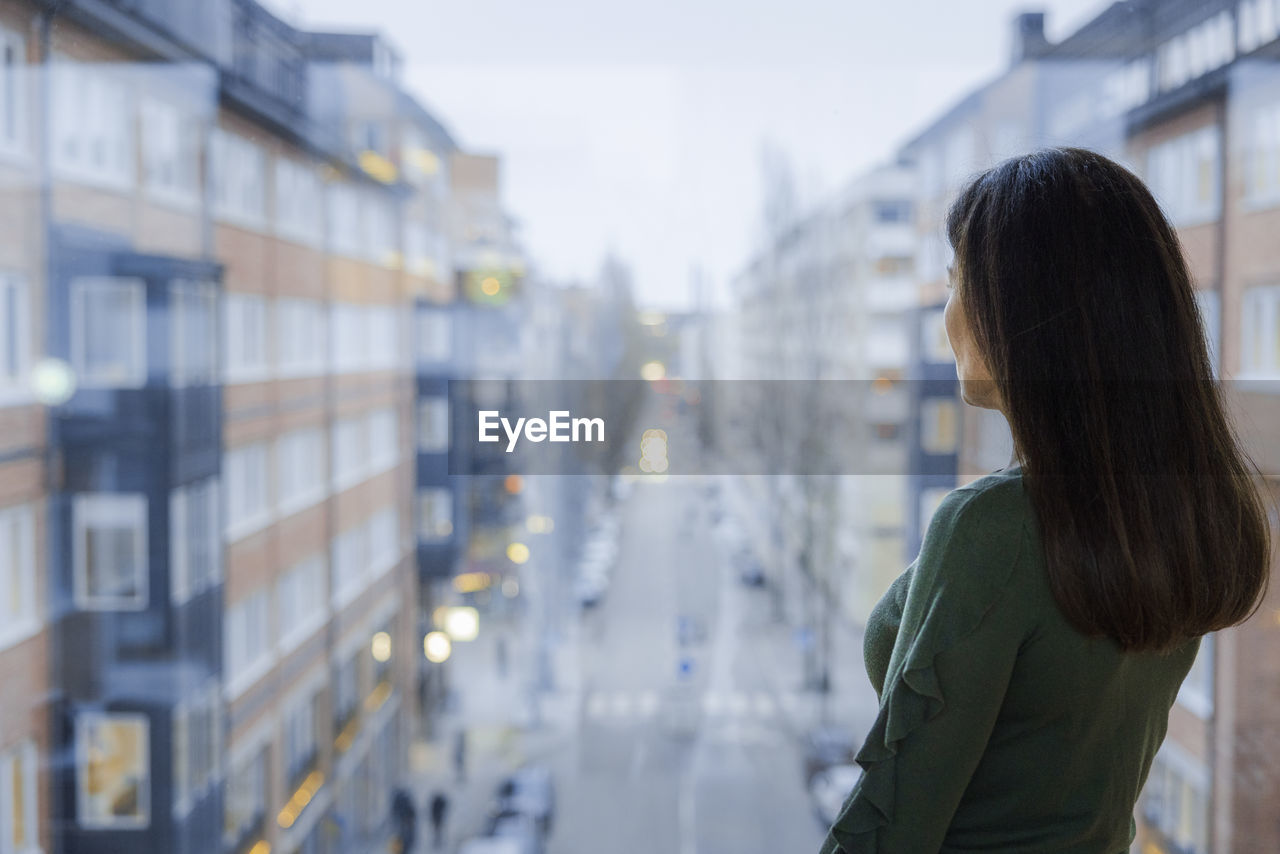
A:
494 764 556 836
808 763 864 827
484 812 543 854
802 724 858 784
458 838 529 854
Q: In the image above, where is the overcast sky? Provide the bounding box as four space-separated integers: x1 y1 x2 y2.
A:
283 0 1109 309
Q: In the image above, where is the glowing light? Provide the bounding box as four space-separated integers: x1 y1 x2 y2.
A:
502 577 520 598
248 843 271 854
452 571 491 594
640 361 666 382
31 358 76 405
637 310 666 326
640 428 669 474
506 542 530 564
371 631 392 663
480 276 501 296
424 631 453 663
358 150 398 183
526 514 555 534
443 606 479 641
504 474 523 494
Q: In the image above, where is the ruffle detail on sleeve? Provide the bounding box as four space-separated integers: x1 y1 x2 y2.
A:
825 483 1027 852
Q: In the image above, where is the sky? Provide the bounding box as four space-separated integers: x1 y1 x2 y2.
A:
282 0 1110 310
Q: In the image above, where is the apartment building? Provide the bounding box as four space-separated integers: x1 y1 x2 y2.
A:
0 0 474 851
0 4 49 853
727 160 916 641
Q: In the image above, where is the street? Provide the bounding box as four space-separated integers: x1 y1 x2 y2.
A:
402 456 881 854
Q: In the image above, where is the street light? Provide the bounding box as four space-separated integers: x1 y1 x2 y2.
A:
424 631 452 663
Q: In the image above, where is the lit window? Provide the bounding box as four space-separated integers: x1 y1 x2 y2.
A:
76 712 150 829
73 493 148 611
0 502 36 649
70 277 147 389
920 398 959 455
0 739 38 852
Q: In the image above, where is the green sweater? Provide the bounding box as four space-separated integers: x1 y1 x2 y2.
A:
818 465 1201 853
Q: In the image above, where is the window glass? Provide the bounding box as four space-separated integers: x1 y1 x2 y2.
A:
76 713 150 828
73 494 148 610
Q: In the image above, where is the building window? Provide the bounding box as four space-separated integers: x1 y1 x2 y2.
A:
418 488 453 541
274 157 323 246
417 398 449 452
76 712 150 829
277 555 326 653
1246 99 1280 208
169 477 220 605
368 407 399 472
1240 285 1280 376
0 503 36 650
211 127 266 228
224 745 267 848
71 277 147 389
327 182 362 258
1145 125 1220 227
73 493 148 611
367 305 400 369
872 200 912 223
871 422 901 441
368 507 400 574
172 681 220 817
276 427 327 516
416 307 452 365
140 97 199 208
51 59 133 190
1141 742 1210 854
223 292 269 383
0 27 27 159
363 192 398 266
225 588 273 697
0 274 29 401
333 652 361 737
920 398 959 455
874 255 913 276
332 415 368 489
1239 0 1280 54
331 522 369 608
224 442 271 540
330 302 370 373
282 693 319 790
275 298 327 377
0 739 37 853
919 308 952 364
169 280 218 387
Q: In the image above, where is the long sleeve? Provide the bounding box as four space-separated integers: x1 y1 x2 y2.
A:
820 481 1031 853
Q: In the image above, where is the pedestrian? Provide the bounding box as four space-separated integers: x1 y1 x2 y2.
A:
428 791 449 849
453 729 467 783
391 787 417 854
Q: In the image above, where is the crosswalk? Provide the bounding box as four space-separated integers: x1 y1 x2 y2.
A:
581 689 803 723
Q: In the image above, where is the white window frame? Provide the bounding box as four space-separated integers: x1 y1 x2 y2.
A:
140 95 200 211
275 426 327 517
224 587 275 700
51 57 134 191
276 554 327 654
1144 124 1221 227
169 280 218 388
275 297 327 377
70 276 147 389
273 156 323 247
224 442 272 541
0 502 37 650
73 493 149 611
367 407 398 473
210 127 266 229
222 292 270 383
75 712 151 830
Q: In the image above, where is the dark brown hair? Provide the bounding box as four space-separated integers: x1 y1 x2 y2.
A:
944 145 1272 653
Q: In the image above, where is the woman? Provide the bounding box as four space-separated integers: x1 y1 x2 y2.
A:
819 146 1272 853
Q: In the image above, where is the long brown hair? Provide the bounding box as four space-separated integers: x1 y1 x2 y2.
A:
944 145 1272 653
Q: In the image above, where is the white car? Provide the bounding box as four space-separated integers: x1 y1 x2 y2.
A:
809 763 864 827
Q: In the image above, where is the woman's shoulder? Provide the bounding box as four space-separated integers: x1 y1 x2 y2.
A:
927 466 1033 555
